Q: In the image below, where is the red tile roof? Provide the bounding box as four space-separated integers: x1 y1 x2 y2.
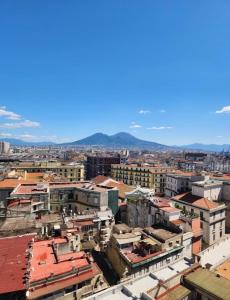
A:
0 234 35 294
173 192 220 210
28 263 101 299
0 179 36 189
124 249 165 264
170 219 184 225
12 184 48 195
160 206 181 213
91 175 108 185
30 239 90 282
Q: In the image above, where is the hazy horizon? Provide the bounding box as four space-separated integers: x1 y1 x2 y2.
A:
0 1 230 144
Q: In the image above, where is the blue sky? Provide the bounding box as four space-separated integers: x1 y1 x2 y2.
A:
0 0 230 145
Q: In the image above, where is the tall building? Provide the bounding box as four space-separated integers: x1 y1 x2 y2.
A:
0 141 10 154
12 161 85 182
165 172 204 197
171 179 226 246
86 154 120 179
111 164 172 194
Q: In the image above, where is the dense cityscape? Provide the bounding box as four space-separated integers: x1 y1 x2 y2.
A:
0 139 230 299
1 1 230 299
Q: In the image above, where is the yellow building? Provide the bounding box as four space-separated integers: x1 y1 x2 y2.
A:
111 164 172 194
12 161 85 182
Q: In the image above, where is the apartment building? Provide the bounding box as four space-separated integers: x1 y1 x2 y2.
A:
8 183 50 216
49 182 119 215
171 182 226 246
12 161 85 182
111 164 172 194
86 154 120 179
64 209 115 251
6 181 119 218
125 189 201 255
106 224 187 281
0 141 10 154
165 172 204 197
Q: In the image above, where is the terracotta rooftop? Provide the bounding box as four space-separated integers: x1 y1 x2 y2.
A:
0 178 36 189
0 234 35 294
30 239 90 282
92 175 134 199
160 206 181 213
151 197 171 208
170 219 184 225
28 238 101 299
12 183 49 195
123 248 164 264
216 260 230 281
91 175 108 185
173 192 222 210
28 263 101 299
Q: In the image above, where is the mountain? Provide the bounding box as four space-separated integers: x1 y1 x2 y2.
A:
181 143 230 152
63 132 170 150
0 138 55 146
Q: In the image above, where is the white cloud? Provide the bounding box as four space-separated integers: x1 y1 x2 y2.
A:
217 135 223 138
0 120 40 129
139 109 151 114
130 122 142 128
216 106 230 114
0 132 13 137
147 126 173 130
0 106 21 120
160 109 166 113
19 134 36 139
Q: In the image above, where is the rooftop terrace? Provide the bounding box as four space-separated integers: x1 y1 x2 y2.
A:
184 268 230 300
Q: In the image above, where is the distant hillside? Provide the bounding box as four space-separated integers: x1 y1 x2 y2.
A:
181 143 230 152
63 132 171 150
0 138 55 146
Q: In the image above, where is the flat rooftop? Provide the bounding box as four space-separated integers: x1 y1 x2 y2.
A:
50 181 113 193
30 238 89 282
158 285 191 300
216 260 230 281
12 183 49 195
144 226 179 242
123 247 164 265
0 234 35 294
125 275 158 298
0 178 37 189
192 179 223 187
198 236 230 268
184 268 230 300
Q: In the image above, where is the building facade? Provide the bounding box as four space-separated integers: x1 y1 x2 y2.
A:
111 164 172 194
12 161 85 182
86 155 120 180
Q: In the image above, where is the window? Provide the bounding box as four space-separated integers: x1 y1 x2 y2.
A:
213 233 215 241
220 230 223 238
65 285 76 294
200 211 203 220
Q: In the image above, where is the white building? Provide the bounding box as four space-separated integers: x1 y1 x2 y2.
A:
0 141 10 154
165 172 204 197
171 180 226 246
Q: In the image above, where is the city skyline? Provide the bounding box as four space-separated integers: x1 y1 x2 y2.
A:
0 1 230 144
